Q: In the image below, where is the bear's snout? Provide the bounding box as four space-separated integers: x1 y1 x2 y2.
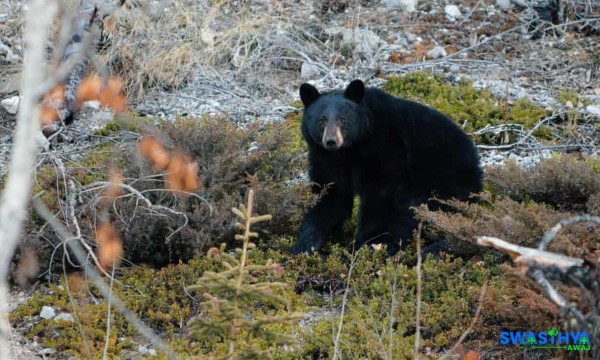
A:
322 123 344 150
324 137 338 150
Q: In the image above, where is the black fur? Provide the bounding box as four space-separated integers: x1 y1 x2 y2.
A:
291 80 482 255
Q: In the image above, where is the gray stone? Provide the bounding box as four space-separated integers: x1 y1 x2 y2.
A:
301 62 320 80
495 0 514 11
341 28 382 58
382 0 417 12
585 105 600 117
427 46 447 59
40 306 56 320
1 95 19 114
405 32 418 43
444 5 462 21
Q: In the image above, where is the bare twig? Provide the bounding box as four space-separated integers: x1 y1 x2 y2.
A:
102 265 116 360
80 181 192 242
0 2 58 358
414 223 423 360
332 250 360 360
538 215 600 251
476 114 558 150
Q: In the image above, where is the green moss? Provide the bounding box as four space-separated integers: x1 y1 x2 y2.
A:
12 258 224 358
557 90 591 107
382 72 548 144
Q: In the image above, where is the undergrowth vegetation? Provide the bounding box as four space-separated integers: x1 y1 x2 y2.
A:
12 73 600 358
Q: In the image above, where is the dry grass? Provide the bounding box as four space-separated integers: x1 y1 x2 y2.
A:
100 0 331 99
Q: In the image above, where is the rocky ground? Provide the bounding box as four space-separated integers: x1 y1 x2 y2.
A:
1 0 599 358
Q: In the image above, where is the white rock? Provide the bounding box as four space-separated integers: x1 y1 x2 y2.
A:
445 5 462 21
427 46 447 59
495 0 514 11
1 95 19 114
83 100 100 110
54 313 75 322
382 0 417 12
341 28 382 58
301 62 320 80
40 306 56 320
585 105 600 117
39 348 56 356
200 27 215 48
405 32 418 43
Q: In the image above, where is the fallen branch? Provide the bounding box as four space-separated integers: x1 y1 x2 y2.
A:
477 215 600 345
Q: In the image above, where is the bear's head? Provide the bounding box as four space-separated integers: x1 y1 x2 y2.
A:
299 80 369 151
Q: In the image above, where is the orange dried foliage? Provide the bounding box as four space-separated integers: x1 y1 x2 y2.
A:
104 169 124 200
463 350 480 360
95 222 123 270
76 76 103 103
15 247 40 286
39 75 126 128
77 75 126 112
40 84 65 126
138 136 201 193
97 78 126 112
389 51 400 63
137 136 171 171
166 152 201 192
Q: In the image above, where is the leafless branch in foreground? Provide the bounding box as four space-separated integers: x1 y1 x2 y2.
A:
477 215 600 346
0 1 58 358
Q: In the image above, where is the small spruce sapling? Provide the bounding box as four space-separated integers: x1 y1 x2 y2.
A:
187 189 303 359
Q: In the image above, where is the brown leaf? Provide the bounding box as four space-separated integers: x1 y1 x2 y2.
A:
16 248 39 286
137 136 171 170
95 222 123 270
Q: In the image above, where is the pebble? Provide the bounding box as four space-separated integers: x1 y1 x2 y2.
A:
54 313 75 322
1 95 19 115
427 46 447 59
39 306 56 320
495 0 513 11
585 105 600 117
382 0 417 12
138 345 157 356
444 5 462 21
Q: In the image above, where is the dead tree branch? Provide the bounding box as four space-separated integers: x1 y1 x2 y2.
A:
477 215 600 345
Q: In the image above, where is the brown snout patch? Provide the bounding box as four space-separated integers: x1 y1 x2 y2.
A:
322 122 344 149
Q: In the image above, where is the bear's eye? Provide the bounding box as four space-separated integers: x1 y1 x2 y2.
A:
339 116 347 125
319 116 327 127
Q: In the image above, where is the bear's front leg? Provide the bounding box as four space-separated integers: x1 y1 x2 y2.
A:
292 158 354 254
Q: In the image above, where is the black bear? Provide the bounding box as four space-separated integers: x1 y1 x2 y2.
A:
291 79 482 255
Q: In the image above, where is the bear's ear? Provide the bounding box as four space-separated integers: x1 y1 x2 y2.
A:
344 79 365 103
299 83 320 107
